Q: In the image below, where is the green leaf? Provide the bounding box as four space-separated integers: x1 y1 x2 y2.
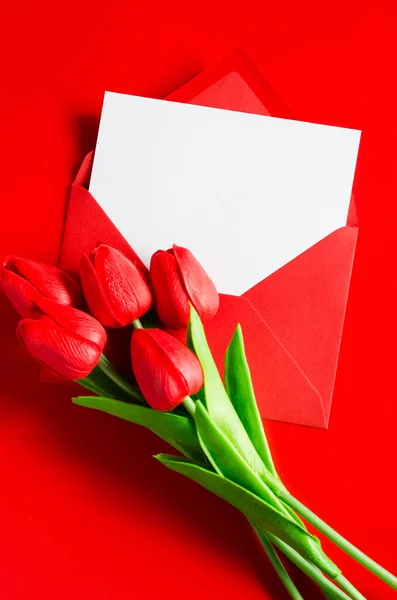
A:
97 356 145 404
78 377 107 397
186 306 231 415
73 396 203 461
224 326 306 528
194 401 291 515
167 439 207 466
78 365 132 399
156 454 339 579
187 307 282 495
225 325 277 475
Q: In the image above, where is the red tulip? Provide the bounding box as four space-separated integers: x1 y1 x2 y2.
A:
2 255 81 318
131 328 203 411
150 245 219 329
80 244 152 328
17 296 107 380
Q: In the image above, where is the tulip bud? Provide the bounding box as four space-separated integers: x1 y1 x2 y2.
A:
150 245 219 329
80 244 152 328
2 256 81 318
131 328 203 411
17 296 107 380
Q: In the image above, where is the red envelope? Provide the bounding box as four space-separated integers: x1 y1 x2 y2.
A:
53 49 358 429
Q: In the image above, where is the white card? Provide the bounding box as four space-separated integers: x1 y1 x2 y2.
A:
90 92 360 295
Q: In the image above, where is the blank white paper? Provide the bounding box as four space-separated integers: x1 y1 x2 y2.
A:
90 92 360 295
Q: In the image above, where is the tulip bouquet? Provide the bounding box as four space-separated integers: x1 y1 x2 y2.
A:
2 245 397 600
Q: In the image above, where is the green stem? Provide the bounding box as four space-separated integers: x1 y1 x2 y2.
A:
335 574 366 600
251 524 304 600
266 533 357 600
132 318 144 329
281 492 397 591
97 355 145 404
78 377 107 397
182 395 196 417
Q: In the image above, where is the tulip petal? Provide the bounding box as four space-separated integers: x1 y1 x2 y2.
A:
18 318 102 379
33 296 107 351
147 329 203 395
163 327 187 345
94 245 152 326
131 329 203 411
150 250 190 329
172 245 219 322
1 270 42 317
131 329 188 411
4 256 81 306
80 253 121 327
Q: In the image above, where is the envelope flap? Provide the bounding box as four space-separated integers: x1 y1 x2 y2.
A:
205 294 326 427
243 226 358 424
74 150 94 188
58 183 148 277
167 49 294 118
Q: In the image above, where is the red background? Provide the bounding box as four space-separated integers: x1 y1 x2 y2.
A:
1 2 397 599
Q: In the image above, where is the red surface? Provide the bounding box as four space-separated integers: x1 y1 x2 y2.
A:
1 3 397 599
